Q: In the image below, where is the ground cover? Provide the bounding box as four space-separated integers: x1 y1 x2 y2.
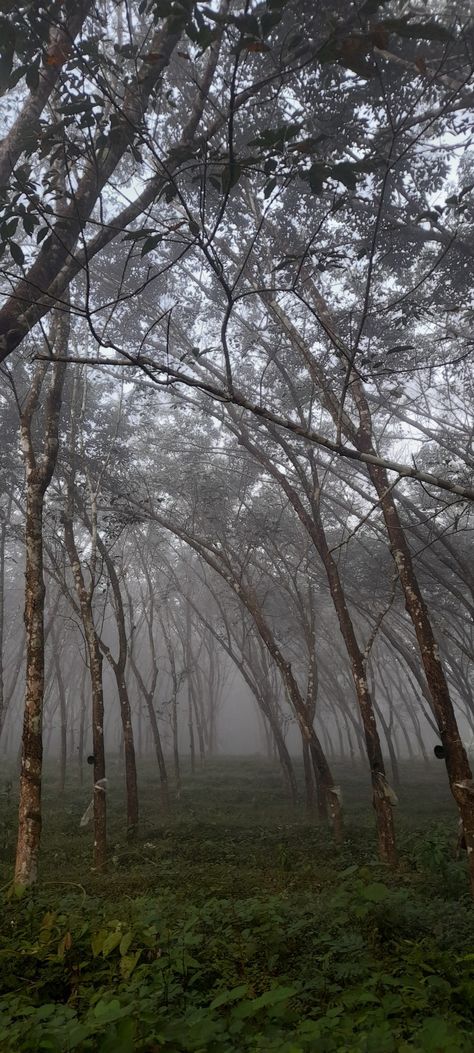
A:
1 759 473 1052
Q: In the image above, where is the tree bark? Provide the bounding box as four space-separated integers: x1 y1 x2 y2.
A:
14 323 67 886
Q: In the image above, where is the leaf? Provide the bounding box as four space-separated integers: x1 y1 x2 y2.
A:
25 64 39 91
231 985 298 1019
9 240 24 265
164 182 177 203
222 162 242 193
141 233 163 255
57 931 73 958
0 49 13 95
119 931 133 956
361 881 390 902
120 950 141 979
22 213 36 235
91 929 107 957
331 162 357 191
210 984 249 1009
92 998 130 1024
102 930 123 956
308 163 327 193
387 344 415 355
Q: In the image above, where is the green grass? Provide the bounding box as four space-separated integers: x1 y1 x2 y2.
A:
1 757 473 1052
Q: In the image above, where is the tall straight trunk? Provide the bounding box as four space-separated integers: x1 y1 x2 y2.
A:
192 689 206 765
0 496 10 737
15 484 45 885
334 708 345 759
340 705 356 765
0 629 25 747
63 516 107 871
14 324 67 885
78 665 87 785
373 699 400 792
301 737 316 808
172 694 181 796
84 522 139 839
137 701 143 759
115 673 139 838
188 690 196 775
68 719 75 762
51 633 67 794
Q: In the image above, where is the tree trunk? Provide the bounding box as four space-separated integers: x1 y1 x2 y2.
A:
228 425 395 864
14 331 67 885
130 654 169 808
301 734 319 817
52 635 67 794
172 693 181 796
188 690 196 775
15 485 44 886
78 666 87 786
116 673 139 838
353 383 474 887
63 516 107 871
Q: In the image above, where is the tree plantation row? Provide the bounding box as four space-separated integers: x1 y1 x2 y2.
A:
0 0 473 895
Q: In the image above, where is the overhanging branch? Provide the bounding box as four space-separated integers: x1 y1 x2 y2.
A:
35 353 474 502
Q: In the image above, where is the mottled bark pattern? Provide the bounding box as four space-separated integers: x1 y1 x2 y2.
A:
15 487 44 885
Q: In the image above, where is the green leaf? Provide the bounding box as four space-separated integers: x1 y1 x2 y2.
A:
92 998 130 1024
91 929 107 956
210 984 249 1009
119 950 141 979
119 931 133 956
25 64 39 91
222 162 242 193
9 240 24 264
361 881 390 902
308 163 327 193
264 177 277 198
331 162 357 191
102 930 122 956
141 233 163 255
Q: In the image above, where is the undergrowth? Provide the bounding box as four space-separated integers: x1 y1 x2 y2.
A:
0 758 473 1052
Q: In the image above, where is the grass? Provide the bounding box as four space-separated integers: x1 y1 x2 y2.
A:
1 756 473 1052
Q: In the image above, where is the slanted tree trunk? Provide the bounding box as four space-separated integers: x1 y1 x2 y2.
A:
351 380 474 887
229 425 394 863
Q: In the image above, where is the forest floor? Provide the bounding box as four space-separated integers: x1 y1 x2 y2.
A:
1 757 474 1052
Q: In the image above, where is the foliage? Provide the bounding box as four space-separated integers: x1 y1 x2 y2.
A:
1 761 474 1052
